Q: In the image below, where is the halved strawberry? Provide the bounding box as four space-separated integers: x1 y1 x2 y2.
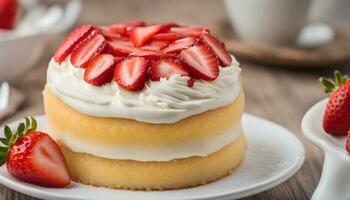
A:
141 40 170 50
150 59 189 81
114 57 148 91
201 32 232 67
346 130 350 153
70 34 107 68
170 26 209 38
0 117 71 188
152 32 179 41
129 49 175 59
54 25 96 64
84 54 115 86
180 44 219 81
162 37 196 53
130 25 162 47
107 38 135 56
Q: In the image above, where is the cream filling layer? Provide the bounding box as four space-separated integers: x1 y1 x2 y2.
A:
49 123 243 161
46 56 241 124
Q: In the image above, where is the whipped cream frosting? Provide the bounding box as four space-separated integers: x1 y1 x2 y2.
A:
49 123 242 161
46 56 241 123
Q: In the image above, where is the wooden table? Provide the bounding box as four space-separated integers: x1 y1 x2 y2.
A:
2 0 350 199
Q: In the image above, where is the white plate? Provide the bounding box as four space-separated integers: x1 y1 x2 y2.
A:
0 114 305 200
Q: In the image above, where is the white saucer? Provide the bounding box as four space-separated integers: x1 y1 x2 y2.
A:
0 114 305 200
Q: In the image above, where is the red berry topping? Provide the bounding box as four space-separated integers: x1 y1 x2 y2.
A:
114 57 148 91
201 32 232 67
170 27 209 38
1 117 71 187
54 25 97 64
150 59 189 81
152 33 179 41
107 38 135 56
180 44 219 81
130 49 175 59
70 34 107 68
130 25 162 47
84 54 116 86
162 37 196 54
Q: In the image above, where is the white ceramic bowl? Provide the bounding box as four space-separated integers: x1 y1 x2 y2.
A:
0 0 82 82
302 99 350 200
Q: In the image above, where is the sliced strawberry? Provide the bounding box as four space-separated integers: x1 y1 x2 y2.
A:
187 78 196 87
162 37 196 53
107 38 135 56
84 54 115 86
70 34 107 68
124 20 146 27
158 22 179 32
54 25 96 64
130 49 175 59
130 25 162 47
201 32 232 67
114 56 125 64
170 26 209 38
152 32 179 41
150 59 189 81
142 40 170 50
105 24 127 37
180 44 219 81
5 124 71 188
114 57 148 91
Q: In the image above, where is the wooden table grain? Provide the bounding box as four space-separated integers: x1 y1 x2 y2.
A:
2 0 350 199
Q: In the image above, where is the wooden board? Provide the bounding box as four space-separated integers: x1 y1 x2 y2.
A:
214 20 350 68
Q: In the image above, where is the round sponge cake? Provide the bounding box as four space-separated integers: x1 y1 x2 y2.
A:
43 86 246 190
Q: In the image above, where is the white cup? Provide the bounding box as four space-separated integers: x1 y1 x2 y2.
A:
224 0 312 45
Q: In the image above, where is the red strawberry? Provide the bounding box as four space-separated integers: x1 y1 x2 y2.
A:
346 130 350 153
114 57 148 91
130 25 162 47
170 27 209 38
84 54 116 86
162 37 196 53
152 32 179 41
201 32 232 67
129 49 175 59
0 0 20 30
141 40 170 50
320 71 350 135
70 34 107 68
123 20 146 27
187 78 196 87
0 117 71 187
107 38 135 56
54 25 96 64
180 44 219 81
105 24 127 37
150 59 189 81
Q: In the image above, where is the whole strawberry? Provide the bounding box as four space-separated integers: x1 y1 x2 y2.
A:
0 117 71 187
320 70 350 135
0 0 20 30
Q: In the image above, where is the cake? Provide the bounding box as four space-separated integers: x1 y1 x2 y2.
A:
43 21 246 190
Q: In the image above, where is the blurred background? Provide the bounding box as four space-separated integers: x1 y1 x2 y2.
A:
0 0 349 199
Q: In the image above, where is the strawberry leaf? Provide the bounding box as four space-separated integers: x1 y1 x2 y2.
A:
4 125 12 140
0 116 38 167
